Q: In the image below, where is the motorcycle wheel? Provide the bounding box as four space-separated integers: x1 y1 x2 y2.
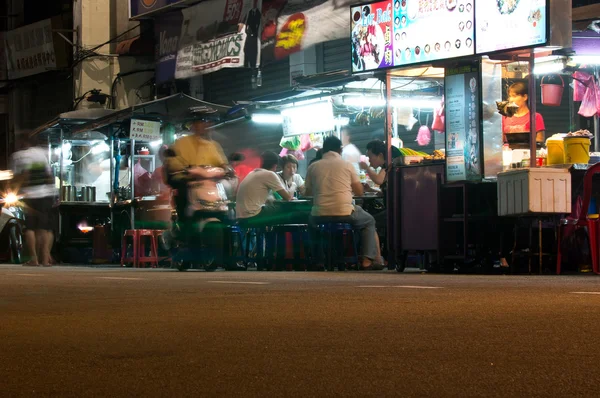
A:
9 224 23 264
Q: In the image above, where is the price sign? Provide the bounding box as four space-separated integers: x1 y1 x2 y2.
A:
129 119 161 141
223 0 243 24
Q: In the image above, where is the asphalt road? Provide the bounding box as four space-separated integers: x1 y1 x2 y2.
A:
1 265 599 397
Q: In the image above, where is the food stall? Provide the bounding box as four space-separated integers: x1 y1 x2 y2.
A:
348 0 574 272
28 108 118 263
68 93 231 257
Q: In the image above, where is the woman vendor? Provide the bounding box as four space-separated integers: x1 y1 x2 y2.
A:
502 82 546 145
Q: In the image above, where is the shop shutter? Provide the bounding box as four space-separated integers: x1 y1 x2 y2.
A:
322 39 349 72
202 58 291 105
534 76 572 136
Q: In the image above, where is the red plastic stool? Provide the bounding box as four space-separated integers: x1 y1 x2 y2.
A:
121 229 159 268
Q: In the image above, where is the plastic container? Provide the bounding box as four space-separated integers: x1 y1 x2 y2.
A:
497 168 571 215
546 138 565 165
564 137 591 164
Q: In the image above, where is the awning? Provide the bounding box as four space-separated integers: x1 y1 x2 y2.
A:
28 108 118 140
115 36 154 56
69 93 230 136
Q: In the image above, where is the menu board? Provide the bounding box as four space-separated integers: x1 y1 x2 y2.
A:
351 0 475 72
444 63 482 182
475 0 547 54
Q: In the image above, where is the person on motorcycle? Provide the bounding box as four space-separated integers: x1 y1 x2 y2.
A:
163 115 232 263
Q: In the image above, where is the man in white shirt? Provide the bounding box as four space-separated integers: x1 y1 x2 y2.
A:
236 151 292 225
305 136 382 269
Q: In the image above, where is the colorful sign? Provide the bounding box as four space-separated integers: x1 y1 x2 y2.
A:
130 119 162 141
4 18 57 80
476 0 547 54
175 0 261 79
444 63 481 182
275 0 349 60
351 0 475 72
130 0 185 19
350 1 394 72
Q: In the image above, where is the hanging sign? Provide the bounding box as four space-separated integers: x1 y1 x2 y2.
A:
4 18 57 80
444 63 482 182
175 0 262 79
130 119 161 141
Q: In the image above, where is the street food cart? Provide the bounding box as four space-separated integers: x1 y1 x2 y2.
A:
28 108 117 263
68 93 231 257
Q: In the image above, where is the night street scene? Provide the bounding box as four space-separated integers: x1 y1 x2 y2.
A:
1 0 600 396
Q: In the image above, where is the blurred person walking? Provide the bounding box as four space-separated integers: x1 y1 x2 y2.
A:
10 140 57 266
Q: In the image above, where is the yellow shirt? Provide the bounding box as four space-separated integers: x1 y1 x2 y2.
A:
164 135 227 184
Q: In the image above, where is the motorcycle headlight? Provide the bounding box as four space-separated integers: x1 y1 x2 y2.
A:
4 192 18 206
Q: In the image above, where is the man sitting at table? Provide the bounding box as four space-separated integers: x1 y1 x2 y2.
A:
304 136 383 270
236 151 292 226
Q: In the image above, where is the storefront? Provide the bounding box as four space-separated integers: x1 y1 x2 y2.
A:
344 0 579 273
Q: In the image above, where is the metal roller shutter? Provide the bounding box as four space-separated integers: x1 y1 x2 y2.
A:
322 39 349 72
202 58 291 105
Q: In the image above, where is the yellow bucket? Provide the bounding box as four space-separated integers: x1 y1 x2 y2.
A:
564 137 591 164
546 139 565 165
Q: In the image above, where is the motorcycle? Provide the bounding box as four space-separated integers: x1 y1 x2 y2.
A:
0 190 25 264
167 166 245 271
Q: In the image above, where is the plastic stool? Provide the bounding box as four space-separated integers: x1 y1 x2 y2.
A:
272 224 310 271
314 223 359 271
121 229 159 268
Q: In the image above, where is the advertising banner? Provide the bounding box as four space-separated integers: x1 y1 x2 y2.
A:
350 0 475 73
130 0 185 19
4 18 57 80
476 0 547 54
350 1 394 72
175 0 261 79
444 63 482 182
274 0 349 60
155 10 183 83
130 119 162 141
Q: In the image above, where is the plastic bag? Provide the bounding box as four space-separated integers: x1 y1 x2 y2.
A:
309 133 324 149
300 134 313 152
416 125 431 146
432 97 445 133
578 80 600 118
279 135 301 150
573 71 593 102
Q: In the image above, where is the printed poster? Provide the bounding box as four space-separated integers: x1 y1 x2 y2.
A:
444 63 481 182
350 1 394 73
476 0 546 54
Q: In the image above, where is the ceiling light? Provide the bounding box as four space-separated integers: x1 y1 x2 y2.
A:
251 113 283 124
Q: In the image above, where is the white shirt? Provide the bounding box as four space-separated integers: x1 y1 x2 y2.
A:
277 172 304 195
305 151 359 217
236 168 286 219
10 147 56 198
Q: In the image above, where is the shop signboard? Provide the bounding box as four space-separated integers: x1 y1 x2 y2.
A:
130 0 185 19
274 0 349 60
4 18 57 80
175 0 262 79
475 0 547 54
130 119 162 141
155 10 183 83
350 0 475 73
444 63 482 182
